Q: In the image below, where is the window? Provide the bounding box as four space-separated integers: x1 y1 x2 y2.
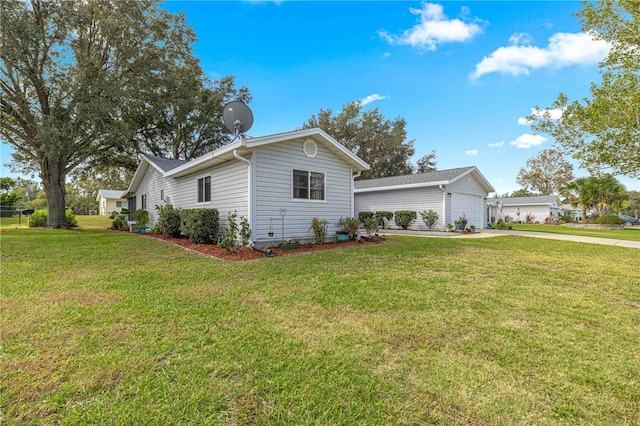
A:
197 176 211 203
293 169 325 200
141 194 147 210
116 201 122 208
160 189 164 203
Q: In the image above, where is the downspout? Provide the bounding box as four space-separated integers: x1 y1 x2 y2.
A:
439 185 447 227
234 149 253 237
352 170 362 217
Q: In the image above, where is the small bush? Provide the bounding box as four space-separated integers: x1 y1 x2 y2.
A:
29 210 47 227
309 217 329 244
217 211 252 252
419 210 439 230
375 211 393 227
394 210 417 230
560 215 573 223
336 217 360 239
358 211 375 224
594 215 623 225
155 205 182 237
180 208 219 244
66 209 78 228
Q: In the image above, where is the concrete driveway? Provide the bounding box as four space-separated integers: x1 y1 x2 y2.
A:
383 228 640 249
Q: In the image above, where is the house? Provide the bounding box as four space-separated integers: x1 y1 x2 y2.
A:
487 195 564 223
96 189 128 215
354 166 495 230
121 128 369 246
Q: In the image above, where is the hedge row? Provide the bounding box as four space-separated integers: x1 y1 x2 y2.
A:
154 205 219 244
357 210 417 229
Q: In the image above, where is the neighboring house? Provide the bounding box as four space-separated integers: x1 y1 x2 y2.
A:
487 195 564 223
354 166 495 230
121 128 369 247
96 189 128 215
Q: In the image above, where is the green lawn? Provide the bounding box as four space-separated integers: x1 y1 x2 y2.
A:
2 217 639 424
512 223 640 241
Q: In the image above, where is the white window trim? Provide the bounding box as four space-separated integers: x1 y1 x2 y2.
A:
291 168 327 203
196 174 213 205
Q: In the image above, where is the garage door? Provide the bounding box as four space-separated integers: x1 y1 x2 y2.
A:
451 193 482 228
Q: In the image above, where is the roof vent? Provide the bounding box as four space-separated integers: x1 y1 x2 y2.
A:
303 139 318 158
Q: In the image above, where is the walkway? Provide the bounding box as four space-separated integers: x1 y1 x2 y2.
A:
383 228 640 249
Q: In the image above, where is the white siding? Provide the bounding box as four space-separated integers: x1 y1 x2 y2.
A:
133 166 166 225
354 187 446 230
171 160 248 235
252 139 354 245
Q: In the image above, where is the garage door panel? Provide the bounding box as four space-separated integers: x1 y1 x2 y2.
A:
451 194 482 227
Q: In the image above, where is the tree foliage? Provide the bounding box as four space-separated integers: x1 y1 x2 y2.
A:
529 0 640 178
516 149 575 195
416 150 438 174
302 101 416 179
0 0 246 228
560 175 629 221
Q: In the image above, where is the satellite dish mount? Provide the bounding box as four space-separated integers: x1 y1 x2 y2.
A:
222 101 254 141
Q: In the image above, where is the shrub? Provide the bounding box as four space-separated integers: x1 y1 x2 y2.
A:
180 208 219 244
29 210 47 227
560 215 573 223
217 211 252 252
363 216 378 236
358 211 375 223
375 211 393 227
132 209 149 228
309 217 329 244
394 210 417 230
594 215 623 225
419 209 439 230
154 205 182 237
66 209 78 228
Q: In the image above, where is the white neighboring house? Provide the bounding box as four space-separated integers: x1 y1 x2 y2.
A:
487 195 564 224
96 189 128 215
121 128 369 247
354 167 495 230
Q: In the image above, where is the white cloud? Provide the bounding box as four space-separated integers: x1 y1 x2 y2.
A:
359 93 387 106
379 2 484 51
471 32 611 79
465 149 479 156
488 141 504 148
518 108 564 125
509 133 547 149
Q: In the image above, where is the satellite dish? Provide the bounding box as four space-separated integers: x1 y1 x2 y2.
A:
222 101 254 138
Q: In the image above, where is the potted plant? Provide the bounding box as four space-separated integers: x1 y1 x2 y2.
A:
132 209 149 233
335 217 359 242
446 223 454 232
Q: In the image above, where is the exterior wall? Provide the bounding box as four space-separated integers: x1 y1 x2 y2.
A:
448 176 488 228
354 187 446 230
501 205 551 224
131 166 166 225
252 139 354 246
170 159 249 235
98 196 127 215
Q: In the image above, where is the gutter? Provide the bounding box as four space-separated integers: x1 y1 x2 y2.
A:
233 149 253 236
351 170 362 217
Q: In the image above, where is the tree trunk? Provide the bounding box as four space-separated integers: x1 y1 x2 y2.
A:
41 158 68 229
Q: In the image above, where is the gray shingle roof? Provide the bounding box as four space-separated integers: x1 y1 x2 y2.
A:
98 189 126 199
354 166 475 190
146 155 188 172
489 195 561 206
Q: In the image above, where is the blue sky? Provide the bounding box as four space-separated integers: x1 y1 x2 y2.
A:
2 1 638 194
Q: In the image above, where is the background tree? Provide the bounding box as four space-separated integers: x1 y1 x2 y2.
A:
621 190 639 217
561 175 629 221
302 101 415 179
510 188 538 197
0 177 20 217
529 0 640 178
1 0 245 228
516 149 575 195
415 150 438 174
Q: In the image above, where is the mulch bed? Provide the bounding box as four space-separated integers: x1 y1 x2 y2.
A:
140 233 382 261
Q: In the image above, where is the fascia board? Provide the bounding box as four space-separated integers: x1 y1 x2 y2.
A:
165 140 243 178
355 180 450 193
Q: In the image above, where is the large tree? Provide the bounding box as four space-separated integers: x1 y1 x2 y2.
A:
529 0 640 178
516 148 575 195
561 175 629 221
0 0 238 228
415 150 438 174
302 101 415 179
